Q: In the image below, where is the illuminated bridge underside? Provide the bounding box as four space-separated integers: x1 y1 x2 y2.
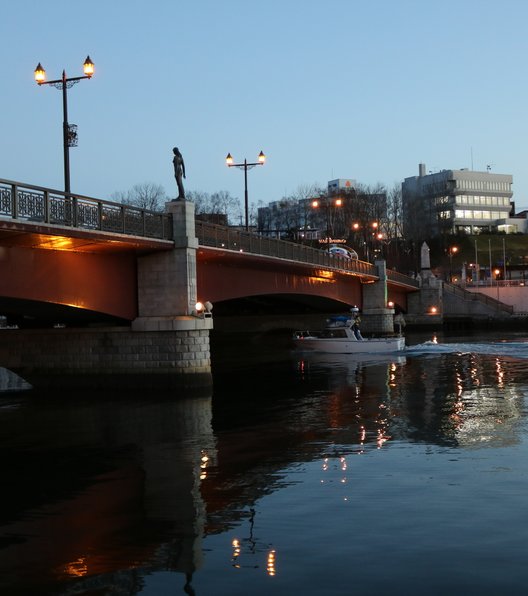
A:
197 248 409 310
0 218 171 322
0 245 137 322
0 219 412 323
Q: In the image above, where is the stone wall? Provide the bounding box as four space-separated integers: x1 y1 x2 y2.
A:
0 325 212 389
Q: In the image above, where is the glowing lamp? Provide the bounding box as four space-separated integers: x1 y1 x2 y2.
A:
225 153 233 166
34 62 46 84
83 55 95 77
258 150 266 164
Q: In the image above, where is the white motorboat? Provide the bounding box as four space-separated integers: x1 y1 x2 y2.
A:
293 315 405 354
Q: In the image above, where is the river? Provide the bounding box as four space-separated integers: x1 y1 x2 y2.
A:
1 328 528 595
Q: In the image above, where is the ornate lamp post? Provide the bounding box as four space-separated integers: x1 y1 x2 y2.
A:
225 151 266 231
34 56 95 194
351 221 380 261
311 196 343 241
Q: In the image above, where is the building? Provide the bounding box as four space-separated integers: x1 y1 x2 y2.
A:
402 163 522 240
257 179 386 248
328 179 357 194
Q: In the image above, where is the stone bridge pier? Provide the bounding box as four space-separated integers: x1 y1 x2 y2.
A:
0 200 213 390
361 260 397 334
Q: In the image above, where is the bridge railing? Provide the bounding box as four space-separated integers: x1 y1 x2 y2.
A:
444 282 514 314
197 221 383 277
195 222 420 288
0 179 173 240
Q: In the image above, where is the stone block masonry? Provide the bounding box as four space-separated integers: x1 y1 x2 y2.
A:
361 260 396 334
0 199 214 390
0 325 212 390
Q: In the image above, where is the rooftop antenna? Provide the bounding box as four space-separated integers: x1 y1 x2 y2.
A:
471 147 474 170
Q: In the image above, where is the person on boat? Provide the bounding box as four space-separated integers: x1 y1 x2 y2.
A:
351 307 363 340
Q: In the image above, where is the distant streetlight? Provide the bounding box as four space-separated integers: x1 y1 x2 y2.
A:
448 245 458 282
34 56 95 194
350 221 380 261
311 196 343 241
494 268 501 300
225 151 266 231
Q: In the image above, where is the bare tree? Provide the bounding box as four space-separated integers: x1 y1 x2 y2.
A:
210 191 240 222
185 190 211 214
386 182 404 240
186 189 240 225
112 182 167 211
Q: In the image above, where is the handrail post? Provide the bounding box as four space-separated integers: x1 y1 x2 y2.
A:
11 184 17 219
44 190 50 223
72 196 78 227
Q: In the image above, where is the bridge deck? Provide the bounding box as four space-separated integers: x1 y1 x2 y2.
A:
0 178 173 253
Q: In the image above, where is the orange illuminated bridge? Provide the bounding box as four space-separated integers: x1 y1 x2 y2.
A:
0 179 418 326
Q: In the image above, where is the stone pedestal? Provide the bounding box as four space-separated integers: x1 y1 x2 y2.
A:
135 200 200 320
361 260 396 334
130 199 213 386
405 243 443 325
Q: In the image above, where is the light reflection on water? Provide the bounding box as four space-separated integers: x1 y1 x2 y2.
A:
1 331 528 594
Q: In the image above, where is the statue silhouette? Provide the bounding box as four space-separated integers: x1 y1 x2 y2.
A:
172 147 186 200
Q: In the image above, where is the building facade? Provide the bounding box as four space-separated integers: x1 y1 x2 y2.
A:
402 163 520 240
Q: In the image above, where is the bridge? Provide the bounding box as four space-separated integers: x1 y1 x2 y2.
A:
0 178 418 325
0 178 420 388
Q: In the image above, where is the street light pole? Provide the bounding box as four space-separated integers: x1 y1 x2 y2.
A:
448 245 458 282
34 56 94 194
226 151 266 231
311 196 343 243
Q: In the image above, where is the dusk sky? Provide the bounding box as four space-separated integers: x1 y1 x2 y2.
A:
4 0 528 211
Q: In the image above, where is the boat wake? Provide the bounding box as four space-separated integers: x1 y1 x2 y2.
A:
405 340 528 360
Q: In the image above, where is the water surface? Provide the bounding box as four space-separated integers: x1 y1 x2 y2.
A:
1 330 528 595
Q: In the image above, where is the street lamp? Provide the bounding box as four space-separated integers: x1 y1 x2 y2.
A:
225 151 266 231
34 56 95 194
448 245 458 282
311 196 343 241
350 221 380 261
494 268 501 300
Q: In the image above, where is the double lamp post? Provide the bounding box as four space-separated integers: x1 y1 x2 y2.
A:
226 151 266 231
34 56 95 195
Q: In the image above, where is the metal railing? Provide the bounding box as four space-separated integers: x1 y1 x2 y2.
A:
0 178 173 240
444 282 514 314
0 179 420 289
195 221 420 288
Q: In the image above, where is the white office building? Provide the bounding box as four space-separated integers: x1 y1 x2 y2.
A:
402 163 522 239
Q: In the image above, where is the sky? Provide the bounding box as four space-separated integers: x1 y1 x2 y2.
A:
3 0 528 211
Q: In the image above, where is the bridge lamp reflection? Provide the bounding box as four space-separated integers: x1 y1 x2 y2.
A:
200 449 209 480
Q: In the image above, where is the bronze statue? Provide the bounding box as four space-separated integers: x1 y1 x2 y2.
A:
172 147 186 199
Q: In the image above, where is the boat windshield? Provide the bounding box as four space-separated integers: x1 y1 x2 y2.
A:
320 328 348 338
